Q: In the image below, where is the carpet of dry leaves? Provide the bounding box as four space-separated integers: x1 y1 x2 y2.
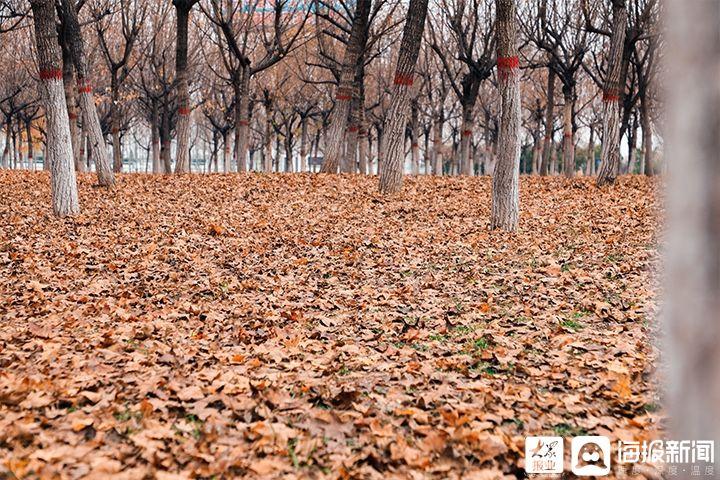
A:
0 171 663 479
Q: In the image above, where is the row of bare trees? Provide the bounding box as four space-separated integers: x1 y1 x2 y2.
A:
1 0 660 228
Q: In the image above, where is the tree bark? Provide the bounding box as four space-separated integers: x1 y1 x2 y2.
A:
491 0 520 232
562 85 575 178
111 74 123 172
299 115 309 172
587 124 595 176
540 67 555 176
640 97 653 176
378 0 429 193
410 100 420 175
173 1 196 174
433 112 444 175
234 67 250 172
264 99 273 173
60 0 114 186
664 0 720 456
31 0 79 216
320 0 371 173
61 41 83 173
596 0 628 186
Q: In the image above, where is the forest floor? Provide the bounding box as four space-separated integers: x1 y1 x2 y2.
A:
0 171 663 480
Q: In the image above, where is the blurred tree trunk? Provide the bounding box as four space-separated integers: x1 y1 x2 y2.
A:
31 0 79 216
491 0 521 231
378 0 430 193
299 115 309 172
596 0 627 186
665 0 720 456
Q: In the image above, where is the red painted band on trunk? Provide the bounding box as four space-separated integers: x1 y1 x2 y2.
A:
347 126 359 132
78 86 92 94
238 120 250 126
179 107 191 116
497 56 520 69
602 88 620 102
393 73 414 86
462 130 472 137
412 143 419 147
39 68 63 80
336 94 351 101
564 132 573 138
68 113 78 120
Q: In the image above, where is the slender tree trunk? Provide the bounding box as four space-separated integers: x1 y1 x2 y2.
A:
410 100 420 175
173 2 196 174
664 0 720 457
433 113 444 175
459 92 478 175
60 0 114 187
299 116 309 172
540 67 556 176
491 0 520 232
587 124 595 176
151 102 161 174
111 74 123 173
378 0 429 193
320 0 371 173
25 121 34 169
640 98 653 176
222 130 230 173
1 120 9 169
596 0 628 186
264 100 273 173
562 86 575 177
31 0 79 216
235 67 250 172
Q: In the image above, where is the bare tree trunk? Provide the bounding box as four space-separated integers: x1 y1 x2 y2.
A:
343 110 359 173
222 130 230 173
61 45 83 173
320 0 371 173
151 102 161 174
586 124 595 176
410 100 420 175
491 0 520 232
31 0 79 216
433 113 444 175
596 0 628 186
60 0 114 187
640 97 653 176
300 115 308 172
460 103 475 175
25 121 34 169
664 0 720 458
562 86 575 177
111 75 123 172
540 66 555 176
378 0 429 193
173 1 196 174
235 67 250 172
264 99 273 173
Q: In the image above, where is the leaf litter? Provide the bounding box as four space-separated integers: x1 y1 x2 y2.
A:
0 171 663 479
